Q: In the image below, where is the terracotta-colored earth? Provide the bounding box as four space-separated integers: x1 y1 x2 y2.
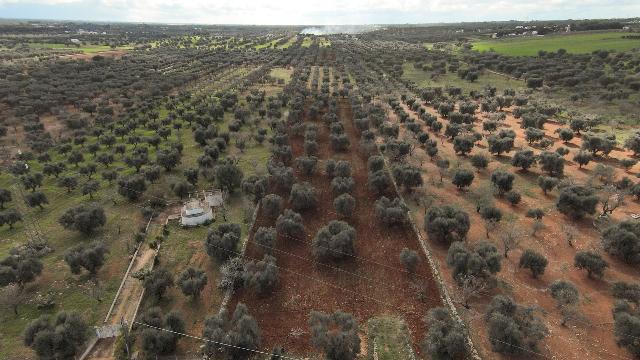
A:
228 98 443 356
386 98 640 360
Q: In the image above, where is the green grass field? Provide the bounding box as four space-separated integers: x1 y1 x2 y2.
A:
301 36 313 47
26 42 131 53
367 317 415 360
473 31 640 56
402 62 521 92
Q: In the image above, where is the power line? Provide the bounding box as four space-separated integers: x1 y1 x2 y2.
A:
133 320 302 360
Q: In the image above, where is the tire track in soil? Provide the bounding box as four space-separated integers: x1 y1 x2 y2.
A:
228 99 442 357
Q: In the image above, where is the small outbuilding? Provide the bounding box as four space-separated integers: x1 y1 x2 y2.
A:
180 199 213 227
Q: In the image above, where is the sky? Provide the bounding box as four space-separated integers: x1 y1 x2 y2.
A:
0 0 639 25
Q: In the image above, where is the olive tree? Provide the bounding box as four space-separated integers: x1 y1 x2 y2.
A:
574 251 608 279
424 206 470 244
485 295 548 354
177 267 208 300
375 196 408 226
334 193 356 218
24 312 89 360
556 185 598 219
312 221 356 260
422 307 469 360
205 223 242 261
276 209 305 238
602 220 640 264
58 204 106 235
309 310 360 360
243 254 279 295
519 249 548 278
290 182 318 211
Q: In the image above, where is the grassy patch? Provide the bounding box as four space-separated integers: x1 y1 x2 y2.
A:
473 32 640 56
367 316 414 360
270 67 293 84
25 42 131 53
301 36 313 48
277 36 297 49
402 62 521 93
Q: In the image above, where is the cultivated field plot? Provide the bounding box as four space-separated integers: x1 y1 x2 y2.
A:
228 98 443 356
473 31 640 56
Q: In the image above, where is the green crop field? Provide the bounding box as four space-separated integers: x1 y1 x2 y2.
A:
26 42 131 53
472 31 640 56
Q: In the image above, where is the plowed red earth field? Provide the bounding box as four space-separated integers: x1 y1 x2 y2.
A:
228 99 443 356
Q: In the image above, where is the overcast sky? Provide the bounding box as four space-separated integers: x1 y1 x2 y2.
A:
1 0 639 25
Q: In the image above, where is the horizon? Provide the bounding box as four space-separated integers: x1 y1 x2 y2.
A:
1 0 639 26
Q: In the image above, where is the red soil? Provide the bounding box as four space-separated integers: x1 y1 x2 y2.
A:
391 100 640 360
228 99 443 356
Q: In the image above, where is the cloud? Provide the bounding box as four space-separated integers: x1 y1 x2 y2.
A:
0 0 639 24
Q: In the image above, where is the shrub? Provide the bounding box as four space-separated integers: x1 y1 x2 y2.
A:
424 206 470 244
519 249 548 278
290 182 318 211
550 280 579 306
312 221 356 260
205 223 242 261
276 209 305 238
